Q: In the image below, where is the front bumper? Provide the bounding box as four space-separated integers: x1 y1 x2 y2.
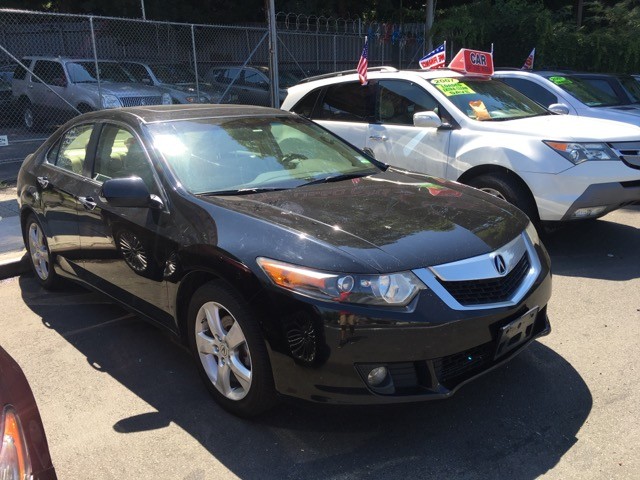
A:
522 161 640 221
263 258 552 405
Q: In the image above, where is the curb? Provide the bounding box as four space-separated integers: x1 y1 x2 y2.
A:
0 251 30 280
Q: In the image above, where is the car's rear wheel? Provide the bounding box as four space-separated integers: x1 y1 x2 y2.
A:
467 172 539 224
22 101 43 132
187 281 277 417
24 214 59 289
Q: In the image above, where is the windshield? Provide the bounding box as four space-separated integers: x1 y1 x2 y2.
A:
151 64 200 84
542 74 619 107
67 61 133 83
431 78 548 121
146 116 379 194
619 76 640 103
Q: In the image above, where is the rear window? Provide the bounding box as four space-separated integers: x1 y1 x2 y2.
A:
313 82 375 122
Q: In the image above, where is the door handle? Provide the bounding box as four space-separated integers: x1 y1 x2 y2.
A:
78 196 97 211
368 135 387 141
36 176 49 188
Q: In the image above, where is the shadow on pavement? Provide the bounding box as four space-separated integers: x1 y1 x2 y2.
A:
19 275 592 480
545 207 640 281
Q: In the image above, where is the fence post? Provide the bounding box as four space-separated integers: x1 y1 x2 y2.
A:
266 0 279 108
333 35 336 72
190 24 200 100
89 16 102 107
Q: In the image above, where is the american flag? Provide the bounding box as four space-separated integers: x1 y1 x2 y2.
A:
357 37 369 85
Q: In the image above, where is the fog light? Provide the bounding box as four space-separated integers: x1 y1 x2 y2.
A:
367 366 388 386
572 206 607 218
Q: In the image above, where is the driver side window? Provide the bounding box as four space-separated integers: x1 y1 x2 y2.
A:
377 80 442 125
93 124 156 192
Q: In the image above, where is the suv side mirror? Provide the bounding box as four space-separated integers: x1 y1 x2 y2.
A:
100 176 163 209
548 103 570 115
413 111 442 128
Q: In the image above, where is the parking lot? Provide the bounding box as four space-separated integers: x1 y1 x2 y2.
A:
0 207 637 479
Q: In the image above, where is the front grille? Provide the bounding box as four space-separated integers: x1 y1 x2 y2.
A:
609 142 640 169
433 343 494 387
437 253 530 306
119 96 162 107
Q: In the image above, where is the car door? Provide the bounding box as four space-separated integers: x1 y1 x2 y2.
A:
309 81 373 151
31 60 69 116
366 79 452 179
36 123 97 275
74 122 174 328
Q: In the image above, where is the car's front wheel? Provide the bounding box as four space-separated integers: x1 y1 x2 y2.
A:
24 214 59 289
187 281 277 417
467 172 539 223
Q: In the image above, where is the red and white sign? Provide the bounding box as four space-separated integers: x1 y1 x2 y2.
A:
448 49 494 76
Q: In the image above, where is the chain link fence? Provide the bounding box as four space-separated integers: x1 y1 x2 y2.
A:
0 8 427 171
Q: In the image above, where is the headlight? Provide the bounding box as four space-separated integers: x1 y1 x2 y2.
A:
543 141 618 165
161 93 172 105
257 258 425 306
0 406 32 480
525 221 540 245
101 94 121 109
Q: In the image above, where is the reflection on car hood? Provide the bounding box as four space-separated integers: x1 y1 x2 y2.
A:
75 82 164 96
205 169 527 271
475 114 640 141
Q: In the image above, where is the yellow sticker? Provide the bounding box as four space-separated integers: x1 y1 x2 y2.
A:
435 82 476 96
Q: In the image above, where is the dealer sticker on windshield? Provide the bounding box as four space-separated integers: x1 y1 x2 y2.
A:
548 76 573 86
431 78 476 96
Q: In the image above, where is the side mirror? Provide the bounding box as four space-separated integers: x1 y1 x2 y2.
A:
413 111 443 128
548 103 570 115
51 78 67 88
100 177 163 209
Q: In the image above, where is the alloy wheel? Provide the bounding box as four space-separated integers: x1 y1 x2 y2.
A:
28 222 49 281
194 301 252 401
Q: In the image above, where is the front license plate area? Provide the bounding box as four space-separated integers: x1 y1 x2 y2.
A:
495 307 539 359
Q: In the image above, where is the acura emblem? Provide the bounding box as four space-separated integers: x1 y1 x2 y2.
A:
494 254 507 275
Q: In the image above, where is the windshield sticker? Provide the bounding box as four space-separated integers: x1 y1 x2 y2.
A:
469 100 491 120
548 76 573 86
431 78 459 85
435 82 476 96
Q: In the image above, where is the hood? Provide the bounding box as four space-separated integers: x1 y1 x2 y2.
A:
473 113 640 141
202 169 528 272
75 81 165 97
586 105 640 125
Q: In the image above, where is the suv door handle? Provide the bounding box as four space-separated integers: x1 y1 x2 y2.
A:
368 135 387 141
78 196 97 211
36 176 49 188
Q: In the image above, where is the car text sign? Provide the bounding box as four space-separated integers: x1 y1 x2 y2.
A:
448 49 494 76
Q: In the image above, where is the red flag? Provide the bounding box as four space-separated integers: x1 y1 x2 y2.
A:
522 48 535 70
357 37 369 85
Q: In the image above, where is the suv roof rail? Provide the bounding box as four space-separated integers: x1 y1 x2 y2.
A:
298 66 399 84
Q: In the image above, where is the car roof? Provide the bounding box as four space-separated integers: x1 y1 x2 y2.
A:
77 104 291 124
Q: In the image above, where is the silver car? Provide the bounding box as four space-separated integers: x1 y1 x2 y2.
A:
12 56 171 131
119 61 225 104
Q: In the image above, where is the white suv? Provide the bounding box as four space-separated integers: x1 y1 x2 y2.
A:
282 67 640 225
12 56 171 131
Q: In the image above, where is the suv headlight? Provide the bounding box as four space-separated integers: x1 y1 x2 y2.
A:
161 93 172 105
543 141 618 165
101 94 121 109
257 258 425 306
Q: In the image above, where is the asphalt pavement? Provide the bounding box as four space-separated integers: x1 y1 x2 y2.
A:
0 207 638 479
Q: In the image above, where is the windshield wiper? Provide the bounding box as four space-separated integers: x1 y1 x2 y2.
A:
199 187 288 196
296 172 372 188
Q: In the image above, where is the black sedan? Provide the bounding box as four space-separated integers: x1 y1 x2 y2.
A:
17 105 552 417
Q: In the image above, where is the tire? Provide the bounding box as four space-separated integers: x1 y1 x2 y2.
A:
22 101 43 132
187 281 277 417
467 172 539 223
24 214 59 289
